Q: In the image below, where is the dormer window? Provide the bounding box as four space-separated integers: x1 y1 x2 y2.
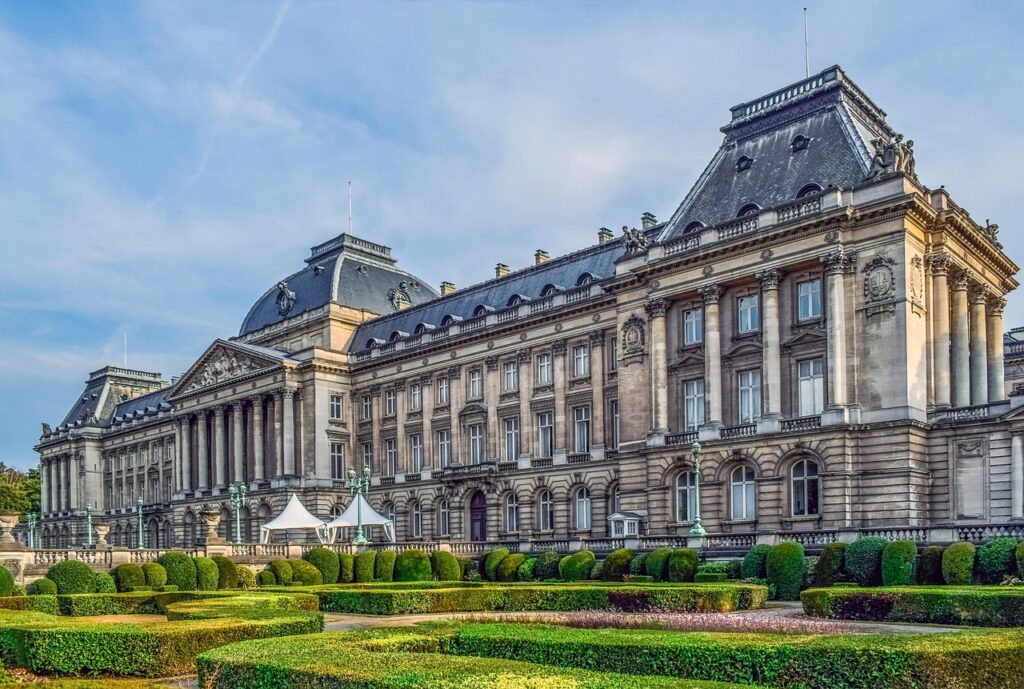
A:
575 273 595 287
735 156 753 172
473 304 494 318
791 135 811 152
682 221 704 234
797 183 823 199
737 203 761 217
540 284 563 297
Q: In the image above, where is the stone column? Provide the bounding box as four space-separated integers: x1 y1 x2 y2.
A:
447 369 461 465
552 339 568 455
821 248 850 411
421 375 433 470
180 416 192 494
951 271 971 408
988 296 1007 402
969 285 989 406
40 460 49 514
54 457 62 512
757 269 782 422
282 389 296 475
273 390 284 477
645 299 670 436
232 401 244 485
699 285 724 428
52 459 59 513
1013 433 1024 519
485 357 499 460
929 254 952 408
590 331 606 450
517 349 532 459
197 412 209 492
252 397 264 484
68 454 79 511
213 406 227 489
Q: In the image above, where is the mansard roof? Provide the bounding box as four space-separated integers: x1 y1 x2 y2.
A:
658 65 894 243
239 233 438 337
58 366 165 428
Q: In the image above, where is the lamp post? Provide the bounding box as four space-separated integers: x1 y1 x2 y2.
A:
27 512 37 549
347 466 372 545
228 483 247 544
136 497 145 550
85 505 93 548
688 441 707 538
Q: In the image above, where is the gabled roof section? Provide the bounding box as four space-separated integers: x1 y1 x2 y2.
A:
58 366 166 427
659 65 894 243
168 339 294 400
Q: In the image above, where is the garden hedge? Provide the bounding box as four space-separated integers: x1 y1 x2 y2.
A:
354 551 375 583
694 573 726 582
812 542 846 587
113 564 146 593
237 567 256 589
645 547 673 581
194 557 219 591
374 550 397 582
534 550 561 580
256 570 276 587
977 537 1017 583
668 548 698 583
942 541 976 585
395 550 433 582
588 560 604 580
289 559 324 586
431 551 461 581
94 571 117 594
32 578 57 596
765 541 804 601
802 585 1024 627
881 540 917 586
142 563 167 589
629 552 648 575
844 536 887 586
917 545 944 585
517 558 538 581
482 548 509 582
338 552 355 584
496 553 527 582
212 556 239 590
0 567 13 598
47 560 96 595
601 548 633 582
268 559 294 587
156 552 198 592
559 551 596 582
304 548 340 585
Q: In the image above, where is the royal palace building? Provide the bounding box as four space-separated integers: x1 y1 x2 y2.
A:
35 66 1024 552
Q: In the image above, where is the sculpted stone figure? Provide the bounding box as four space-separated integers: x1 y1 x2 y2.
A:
866 133 916 181
622 225 648 255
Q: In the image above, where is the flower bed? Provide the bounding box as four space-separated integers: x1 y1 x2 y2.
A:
801 585 1024 626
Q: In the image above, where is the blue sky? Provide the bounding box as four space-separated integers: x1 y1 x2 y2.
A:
1 1 1022 468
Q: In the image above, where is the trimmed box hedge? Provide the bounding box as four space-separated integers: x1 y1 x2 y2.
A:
801 585 1024 627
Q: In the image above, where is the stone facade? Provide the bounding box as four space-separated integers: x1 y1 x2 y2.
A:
35 66 1024 552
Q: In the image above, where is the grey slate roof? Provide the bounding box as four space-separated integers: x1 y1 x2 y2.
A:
239 234 439 337
659 65 893 242
111 387 172 422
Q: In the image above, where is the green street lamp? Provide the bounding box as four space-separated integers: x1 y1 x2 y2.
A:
347 466 372 545
228 483 248 544
688 441 707 538
85 505 93 548
136 497 145 550
27 512 37 549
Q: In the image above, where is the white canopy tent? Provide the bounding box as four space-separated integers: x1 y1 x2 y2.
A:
325 494 395 543
260 493 333 544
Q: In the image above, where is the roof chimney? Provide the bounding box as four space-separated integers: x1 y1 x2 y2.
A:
440 281 456 296
598 227 614 244
641 212 657 230
495 263 509 278
534 250 549 266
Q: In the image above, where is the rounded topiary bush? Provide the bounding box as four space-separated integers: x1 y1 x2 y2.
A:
304 548 340 585
601 548 634 582
766 541 805 601
0 567 18 597
942 541 976 585
354 551 376 582
668 548 699 583
48 560 96 594
881 540 917 586
289 559 323 586
32 578 57 595
589 560 604 580
645 547 674 582
194 557 219 591
256 569 276 587
629 552 648 576
269 559 294 586
917 545 944 584
1017 542 1024 581
741 544 771 579
534 550 561 581
113 563 146 592
496 553 527 582
517 557 538 582
212 556 239 590
338 552 355 583
977 537 1017 583
142 562 167 589
237 566 256 589
483 548 510 582
375 550 397 582
431 550 461 581
559 550 596 582
395 549 433 582
844 536 887 587
156 551 198 592
93 571 116 593
812 542 847 587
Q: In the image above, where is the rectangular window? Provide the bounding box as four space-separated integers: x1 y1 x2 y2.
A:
609 337 619 372
329 394 343 421
503 361 518 392
408 383 422 411
683 379 705 431
384 439 397 475
409 434 423 473
436 376 450 405
609 399 620 450
468 424 484 464
504 417 520 461
573 344 590 378
361 395 372 421
436 429 451 468
738 295 760 333
683 307 703 345
362 443 373 472
536 353 553 385
798 279 822 320
573 406 591 453
330 441 345 479
384 389 396 416
798 358 825 416
738 369 762 423
537 412 554 458
468 369 483 399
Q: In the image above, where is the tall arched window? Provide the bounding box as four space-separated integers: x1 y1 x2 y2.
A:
410 501 423 538
505 494 520 533
791 458 820 516
575 487 592 530
437 499 450 537
675 471 698 522
537 490 553 532
730 466 757 520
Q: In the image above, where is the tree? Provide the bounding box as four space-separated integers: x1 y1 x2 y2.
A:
0 462 43 518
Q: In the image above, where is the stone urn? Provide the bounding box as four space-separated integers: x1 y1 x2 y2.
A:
200 509 226 545
0 511 24 550
93 522 110 549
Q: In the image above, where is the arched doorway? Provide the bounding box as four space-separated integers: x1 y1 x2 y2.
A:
147 518 160 548
183 512 196 547
469 491 487 542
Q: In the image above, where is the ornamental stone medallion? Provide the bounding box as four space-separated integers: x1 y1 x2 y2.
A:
276 281 296 316
862 254 897 317
909 255 925 316
621 315 646 360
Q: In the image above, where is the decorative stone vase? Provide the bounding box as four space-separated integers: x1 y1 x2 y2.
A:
93 522 110 548
201 509 226 545
0 511 24 550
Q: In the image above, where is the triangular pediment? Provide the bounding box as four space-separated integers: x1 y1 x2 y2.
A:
169 339 288 399
781 329 828 350
670 348 706 370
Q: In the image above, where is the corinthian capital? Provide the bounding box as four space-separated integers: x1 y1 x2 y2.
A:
644 299 669 319
951 270 971 291
988 295 1007 316
698 284 723 305
756 268 782 290
820 246 855 275
928 252 951 276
